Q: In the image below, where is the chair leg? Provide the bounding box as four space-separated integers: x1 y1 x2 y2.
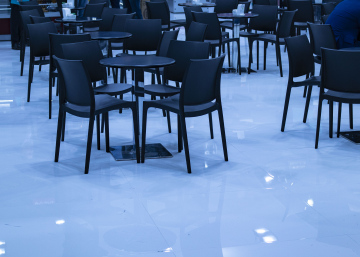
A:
227 42 231 67
160 96 166 117
248 39 253 74
49 74 52 119
281 85 292 132
337 102 342 138
101 113 105 133
277 44 283 77
151 73 155 84
27 57 34 102
303 85 307 98
256 40 259 70
315 97 323 149
156 68 161 84
177 114 182 152
329 101 333 138
96 114 100 150
264 41 268 70
61 112 66 142
209 113 214 139
104 112 110 152
237 39 241 75
54 109 64 162
218 106 228 161
167 111 171 133
349 103 353 129
141 104 148 163
180 114 191 173
84 116 95 174
303 85 313 123
20 37 25 76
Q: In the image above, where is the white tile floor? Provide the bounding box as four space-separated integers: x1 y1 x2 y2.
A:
1 30 360 257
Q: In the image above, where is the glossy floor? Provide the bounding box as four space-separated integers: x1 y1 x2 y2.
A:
1 33 360 257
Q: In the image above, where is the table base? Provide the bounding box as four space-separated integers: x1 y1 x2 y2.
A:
221 67 257 74
110 143 173 161
339 131 360 144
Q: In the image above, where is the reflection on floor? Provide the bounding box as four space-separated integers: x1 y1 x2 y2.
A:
1 31 360 257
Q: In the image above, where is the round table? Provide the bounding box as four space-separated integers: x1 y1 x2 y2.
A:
100 55 176 161
55 17 102 34
89 31 132 41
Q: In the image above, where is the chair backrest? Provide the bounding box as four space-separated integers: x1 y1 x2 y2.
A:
192 12 222 41
277 10 296 38
100 7 128 31
20 9 41 38
111 13 135 31
157 29 179 57
83 3 106 18
20 5 45 17
61 40 106 83
123 19 162 52
186 21 207 42
321 2 335 15
285 35 314 78
49 33 92 71
54 57 94 107
146 1 170 26
321 14 330 24
214 0 238 13
321 48 360 93
30 15 51 23
180 55 225 106
27 22 57 57
164 40 210 83
308 23 337 56
248 4 278 32
288 0 314 23
253 0 270 5
183 6 202 32
89 0 109 7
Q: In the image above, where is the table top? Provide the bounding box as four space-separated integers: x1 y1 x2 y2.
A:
100 55 175 69
217 12 259 19
55 17 102 23
178 2 216 7
89 31 132 40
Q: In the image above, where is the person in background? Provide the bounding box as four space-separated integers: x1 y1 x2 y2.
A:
77 0 88 16
122 0 131 11
326 0 360 48
129 0 142 19
110 0 120 8
10 0 29 50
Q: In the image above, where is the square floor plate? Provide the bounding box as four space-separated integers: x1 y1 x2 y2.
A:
339 131 360 144
110 143 173 161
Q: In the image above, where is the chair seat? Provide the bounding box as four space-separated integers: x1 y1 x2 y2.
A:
222 31 229 38
220 21 247 30
146 95 218 117
93 83 133 95
115 52 130 57
143 66 164 74
109 41 123 50
144 84 180 97
239 31 263 37
205 36 238 46
294 21 308 28
323 90 360 103
171 19 186 25
65 94 133 117
255 33 285 44
162 22 182 30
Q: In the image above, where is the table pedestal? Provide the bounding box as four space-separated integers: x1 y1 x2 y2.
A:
339 131 360 144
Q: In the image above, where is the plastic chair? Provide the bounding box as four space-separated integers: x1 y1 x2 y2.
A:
315 48 360 148
27 22 58 102
214 0 238 13
281 35 320 132
30 15 51 23
192 11 241 74
19 5 44 16
19 9 41 76
53 57 139 174
186 21 207 42
99 7 128 31
141 55 227 174
48 33 92 119
183 6 202 33
83 3 106 32
321 2 335 16
287 0 314 35
146 1 184 31
248 10 296 77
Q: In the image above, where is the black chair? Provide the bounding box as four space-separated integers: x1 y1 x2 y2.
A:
214 0 238 13
186 21 207 42
99 7 128 31
321 2 335 16
192 11 240 74
83 3 106 32
308 22 337 64
183 6 202 33
108 13 135 58
19 5 45 16
48 33 92 119
253 0 277 4
27 22 58 102
88 0 110 7
219 1 251 36
315 48 360 148
144 40 210 134
239 4 278 72
53 57 139 174
321 14 330 24
30 15 51 23
146 1 184 31
248 10 296 77
19 9 41 76
281 35 320 132
287 0 314 35
141 55 227 174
